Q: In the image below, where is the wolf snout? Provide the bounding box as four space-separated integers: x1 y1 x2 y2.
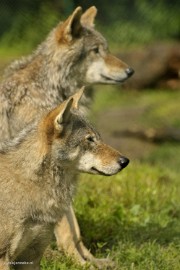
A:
125 67 134 78
118 156 129 169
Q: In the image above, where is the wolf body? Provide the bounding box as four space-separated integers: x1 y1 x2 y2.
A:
0 6 133 268
0 90 129 270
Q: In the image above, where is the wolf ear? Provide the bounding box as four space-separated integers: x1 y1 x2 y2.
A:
72 86 85 109
54 87 84 130
81 6 97 27
54 98 73 132
42 98 73 142
56 7 83 43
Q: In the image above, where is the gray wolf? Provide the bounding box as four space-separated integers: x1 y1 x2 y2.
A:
0 6 133 268
0 89 129 270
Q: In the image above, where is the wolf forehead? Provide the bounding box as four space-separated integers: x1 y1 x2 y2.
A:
67 109 101 140
81 27 108 49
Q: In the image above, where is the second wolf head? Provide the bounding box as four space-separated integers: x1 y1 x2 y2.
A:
41 88 129 177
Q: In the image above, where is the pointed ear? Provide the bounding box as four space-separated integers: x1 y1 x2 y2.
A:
72 86 85 109
54 98 73 131
56 7 83 43
81 6 97 27
41 98 73 143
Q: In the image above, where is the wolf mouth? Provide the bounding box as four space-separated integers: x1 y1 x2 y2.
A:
91 167 112 176
100 74 126 83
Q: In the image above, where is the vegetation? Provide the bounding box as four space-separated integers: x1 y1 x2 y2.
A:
0 0 179 54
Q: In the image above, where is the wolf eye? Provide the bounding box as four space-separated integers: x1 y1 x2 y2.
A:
86 135 95 143
93 47 99 54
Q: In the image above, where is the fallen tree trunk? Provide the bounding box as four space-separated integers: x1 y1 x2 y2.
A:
119 42 180 90
114 127 180 143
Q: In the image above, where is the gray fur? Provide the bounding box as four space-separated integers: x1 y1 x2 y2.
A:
0 94 126 269
0 25 104 141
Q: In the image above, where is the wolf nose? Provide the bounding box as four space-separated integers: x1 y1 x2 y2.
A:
125 67 134 77
118 156 129 169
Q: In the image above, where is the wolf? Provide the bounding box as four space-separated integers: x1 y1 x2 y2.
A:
0 6 133 268
0 89 129 270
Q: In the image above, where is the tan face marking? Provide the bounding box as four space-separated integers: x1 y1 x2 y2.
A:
77 141 128 176
105 54 128 70
85 52 131 84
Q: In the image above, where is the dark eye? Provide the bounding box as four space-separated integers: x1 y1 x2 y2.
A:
93 47 99 54
86 135 95 143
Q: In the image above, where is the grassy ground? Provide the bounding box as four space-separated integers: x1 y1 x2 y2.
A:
41 88 180 269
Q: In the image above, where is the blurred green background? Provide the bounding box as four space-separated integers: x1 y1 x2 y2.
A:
0 1 180 269
0 0 179 54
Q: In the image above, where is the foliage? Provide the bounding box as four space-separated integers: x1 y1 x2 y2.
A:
97 0 180 49
0 3 60 53
0 0 179 53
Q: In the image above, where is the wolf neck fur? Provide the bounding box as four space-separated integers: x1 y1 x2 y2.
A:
0 126 75 184
0 128 76 222
5 35 86 103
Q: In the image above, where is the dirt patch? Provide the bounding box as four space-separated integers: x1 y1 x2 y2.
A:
95 106 156 160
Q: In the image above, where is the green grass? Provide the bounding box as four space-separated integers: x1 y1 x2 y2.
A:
41 162 179 269
40 88 180 269
77 162 179 269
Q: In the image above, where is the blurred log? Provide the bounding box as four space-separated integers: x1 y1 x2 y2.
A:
114 127 180 143
119 42 180 90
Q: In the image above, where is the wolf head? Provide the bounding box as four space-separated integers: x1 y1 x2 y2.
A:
41 87 129 176
45 6 134 88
